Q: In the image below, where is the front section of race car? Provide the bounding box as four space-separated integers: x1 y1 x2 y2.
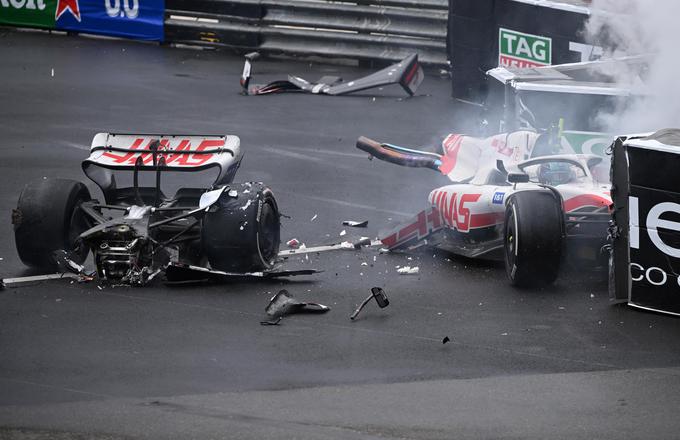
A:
12 133 281 285
358 130 612 286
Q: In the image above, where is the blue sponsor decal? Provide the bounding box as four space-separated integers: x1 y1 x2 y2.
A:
56 0 164 41
492 192 505 204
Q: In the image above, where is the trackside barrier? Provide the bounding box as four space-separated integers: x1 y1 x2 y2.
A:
164 0 449 66
610 129 680 316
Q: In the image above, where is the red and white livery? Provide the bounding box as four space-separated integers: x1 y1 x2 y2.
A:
357 130 612 287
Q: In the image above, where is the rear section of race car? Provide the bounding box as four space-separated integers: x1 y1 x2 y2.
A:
12 133 281 285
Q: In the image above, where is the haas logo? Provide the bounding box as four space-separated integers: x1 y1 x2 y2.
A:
629 196 680 258
105 0 138 18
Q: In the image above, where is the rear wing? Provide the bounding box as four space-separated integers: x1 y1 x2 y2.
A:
82 133 243 198
243 53 424 96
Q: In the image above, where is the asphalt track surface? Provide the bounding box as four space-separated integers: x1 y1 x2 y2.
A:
2 29 680 440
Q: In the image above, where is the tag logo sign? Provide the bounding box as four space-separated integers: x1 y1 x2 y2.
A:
499 28 552 68
492 192 505 205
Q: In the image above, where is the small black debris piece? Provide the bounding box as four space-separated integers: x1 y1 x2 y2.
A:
350 287 389 321
342 220 368 228
264 289 330 322
442 336 450 344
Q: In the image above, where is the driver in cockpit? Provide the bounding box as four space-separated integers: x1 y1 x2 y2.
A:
537 162 576 186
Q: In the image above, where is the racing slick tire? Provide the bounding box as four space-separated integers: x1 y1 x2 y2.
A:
504 190 563 287
202 183 280 272
13 178 92 270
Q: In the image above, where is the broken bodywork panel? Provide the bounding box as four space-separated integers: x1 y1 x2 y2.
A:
241 52 424 97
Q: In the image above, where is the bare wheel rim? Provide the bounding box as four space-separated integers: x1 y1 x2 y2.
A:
505 207 516 270
258 199 279 263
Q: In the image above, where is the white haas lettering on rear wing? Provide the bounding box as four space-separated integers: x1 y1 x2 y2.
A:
87 133 241 170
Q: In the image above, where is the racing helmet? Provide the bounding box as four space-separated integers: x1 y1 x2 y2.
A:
537 162 575 186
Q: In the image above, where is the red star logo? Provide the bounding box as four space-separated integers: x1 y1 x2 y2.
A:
55 0 81 22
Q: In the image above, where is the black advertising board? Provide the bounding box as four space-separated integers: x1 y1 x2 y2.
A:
611 130 680 315
626 145 680 314
494 0 593 67
449 0 599 100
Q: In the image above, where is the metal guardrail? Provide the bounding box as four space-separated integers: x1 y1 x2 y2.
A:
165 0 449 66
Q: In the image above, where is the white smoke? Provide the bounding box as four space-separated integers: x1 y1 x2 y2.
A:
585 0 680 133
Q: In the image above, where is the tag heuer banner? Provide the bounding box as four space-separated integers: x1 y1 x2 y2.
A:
0 0 164 41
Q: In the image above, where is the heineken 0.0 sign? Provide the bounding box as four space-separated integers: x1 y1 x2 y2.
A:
0 0 57 28
499 28 552 68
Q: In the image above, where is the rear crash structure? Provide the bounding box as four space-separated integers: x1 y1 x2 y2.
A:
12 133 288 286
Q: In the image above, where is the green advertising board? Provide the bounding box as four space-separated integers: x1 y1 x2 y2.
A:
498 27 552 68
561 131 613 158
0 0 57 28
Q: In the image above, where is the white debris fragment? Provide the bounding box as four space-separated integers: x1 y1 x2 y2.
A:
241 199 252 210
501 332 508 336
397 266 419 275
373 256 377 262
590 293 595 298
228 189 238 197
299 243 307 250
339 241 354 249
239 221 248 231
51 68 54 77
339 230 346 236
361 262 368 266
56 298 62 302
97 285 103 290
379 248 389 254
311 214 318 221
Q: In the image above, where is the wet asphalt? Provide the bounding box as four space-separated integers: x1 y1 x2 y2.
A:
1 29 680 439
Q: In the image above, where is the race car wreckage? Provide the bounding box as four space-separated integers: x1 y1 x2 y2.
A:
240 52 424 97
357 130 612 287
11 133 317 286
